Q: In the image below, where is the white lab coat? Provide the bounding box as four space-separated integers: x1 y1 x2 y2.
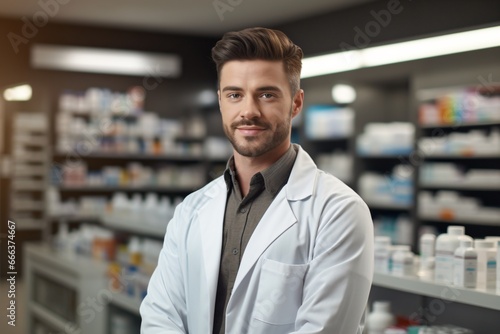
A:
140 146 374 334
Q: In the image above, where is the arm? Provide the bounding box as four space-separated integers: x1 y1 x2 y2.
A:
140 203 188 333
293 197 374 334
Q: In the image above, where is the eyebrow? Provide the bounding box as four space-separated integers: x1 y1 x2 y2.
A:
221 85 283 93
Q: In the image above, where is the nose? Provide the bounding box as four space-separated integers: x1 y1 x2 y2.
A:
240 96 261 119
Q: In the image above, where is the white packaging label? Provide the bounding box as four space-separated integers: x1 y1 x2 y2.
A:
497 242 500 293
454 257 477 288
435 251 454 284
374 249 390 273
477 250 497 289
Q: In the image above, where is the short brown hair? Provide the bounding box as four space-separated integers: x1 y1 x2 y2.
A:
211 27 303 96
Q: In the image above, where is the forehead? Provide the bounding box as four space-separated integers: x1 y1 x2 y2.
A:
220 59 287 83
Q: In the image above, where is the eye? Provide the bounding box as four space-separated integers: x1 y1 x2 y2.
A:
261 93 275 99
227 93 241 99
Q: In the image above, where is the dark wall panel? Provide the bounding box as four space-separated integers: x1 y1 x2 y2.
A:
274 0 500 56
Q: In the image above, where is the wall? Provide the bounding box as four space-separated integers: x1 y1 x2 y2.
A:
0 17 219 115
275 0 500 56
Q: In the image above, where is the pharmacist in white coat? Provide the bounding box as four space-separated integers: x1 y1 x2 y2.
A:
140 27 374 334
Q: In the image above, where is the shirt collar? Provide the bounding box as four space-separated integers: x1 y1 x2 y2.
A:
223 144 298 196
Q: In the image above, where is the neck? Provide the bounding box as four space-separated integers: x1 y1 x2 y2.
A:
233 142 290 197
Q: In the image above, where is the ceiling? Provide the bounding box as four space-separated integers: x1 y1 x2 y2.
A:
0 0 373 36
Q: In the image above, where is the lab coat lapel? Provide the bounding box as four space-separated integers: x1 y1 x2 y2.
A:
232 146 317 292
233 192 297 291
198 180 226 326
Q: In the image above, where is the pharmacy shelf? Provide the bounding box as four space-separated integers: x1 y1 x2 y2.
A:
25 243 109 277
10 218 45 230
11 200 45 211
308 135 351 142
357 153 411 158
423 153 500 159
418 213 500 226
419 120 500 129
372 272 500 311
419 181 500 191
365 200 412 210
31 302 77 333
49 214 101 222
109 292 142 315
57 185 199 193
60 111 140 120
53 151 204 162
101 214 167 238
12 181 46 190
25 243 109 334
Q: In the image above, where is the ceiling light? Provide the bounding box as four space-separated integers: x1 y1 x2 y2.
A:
332 84 356 104
31 44 182 77
3 84 32 101
301 25 500 79
301 51 362 78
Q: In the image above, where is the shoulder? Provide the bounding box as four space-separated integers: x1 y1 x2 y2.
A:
313 169 371 225
178 176 225 210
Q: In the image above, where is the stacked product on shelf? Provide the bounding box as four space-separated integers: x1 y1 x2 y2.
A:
47 185 107 217
304 105 354 140
108 236 163 305
53 161 206 189
365 299 474 333
42 86 232 329
373 215 414 246
358 164 414 208
418 127 500 157
47 187 179 236
419 163 500 188
50 221 163 305
373 224 499 292
103 192 181 235
305 105 355 184
56 88 206 157
418 191 500 224
10 112 50 229
356 122 415 156
415 84 499 251
315 151 353 184
418 87 500 126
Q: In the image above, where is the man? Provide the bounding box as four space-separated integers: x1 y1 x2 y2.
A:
140 27 374 334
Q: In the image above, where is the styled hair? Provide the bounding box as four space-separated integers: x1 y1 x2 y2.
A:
211 27 303 96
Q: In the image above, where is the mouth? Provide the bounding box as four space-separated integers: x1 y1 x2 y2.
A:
236 126 266 136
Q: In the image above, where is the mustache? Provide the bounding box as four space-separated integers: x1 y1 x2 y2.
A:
231 120 270 129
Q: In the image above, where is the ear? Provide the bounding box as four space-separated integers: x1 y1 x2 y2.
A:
291 89 304 119
217 90 221 112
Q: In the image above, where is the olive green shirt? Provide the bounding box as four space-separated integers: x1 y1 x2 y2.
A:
213 144 298 334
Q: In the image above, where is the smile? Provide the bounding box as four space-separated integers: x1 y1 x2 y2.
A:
236 127 265 136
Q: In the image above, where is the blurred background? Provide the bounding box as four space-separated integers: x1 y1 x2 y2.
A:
0 0 499 333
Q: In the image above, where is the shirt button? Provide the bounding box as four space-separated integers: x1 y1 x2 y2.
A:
239 207 246 213
232 248 239 255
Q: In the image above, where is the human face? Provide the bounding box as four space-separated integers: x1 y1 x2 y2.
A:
218 60 303 160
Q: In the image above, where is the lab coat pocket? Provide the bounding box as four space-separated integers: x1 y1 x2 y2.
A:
253 258 308 327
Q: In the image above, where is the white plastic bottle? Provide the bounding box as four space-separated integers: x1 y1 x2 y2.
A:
419 233 436 279
474 239 496 290
53 223 69 252
420 233 436 260
497 240 500 293
367 301 395 334
435 226 466 284
374 236 392 273
453 239 477 288
128 236 143 267
392 247 414 276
